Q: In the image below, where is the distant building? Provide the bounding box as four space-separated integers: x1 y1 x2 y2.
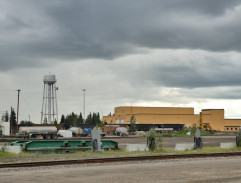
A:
102 106 241 132
0 121 10 136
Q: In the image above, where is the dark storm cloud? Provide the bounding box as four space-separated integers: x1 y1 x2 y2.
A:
110 51 241 89
148 60 241 88
183 87 241 100
0 0 241 71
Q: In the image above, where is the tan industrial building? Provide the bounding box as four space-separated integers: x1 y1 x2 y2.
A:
103 106 241 132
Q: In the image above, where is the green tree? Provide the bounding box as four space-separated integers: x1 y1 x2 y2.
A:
147 128 156 150
20 120 34 126
10 108 17 133
128 115 137 135
85 112 102 126
5 111 9 122
77 112 83 125
54 119 58 125
65 112 78 126
85 112 92 124
1 111 9 122
60 114 65 124
54 119 58 129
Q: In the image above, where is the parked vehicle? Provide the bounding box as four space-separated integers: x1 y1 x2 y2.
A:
115 127 128 136
83 128 92 137
68 127 105 137
57 130 73 138
19 126 58 139
69 127 83 137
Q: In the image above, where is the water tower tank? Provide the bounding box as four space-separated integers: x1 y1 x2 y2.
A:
43 75 56 84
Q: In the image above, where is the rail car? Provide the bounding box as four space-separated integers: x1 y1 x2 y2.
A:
19 126 58 139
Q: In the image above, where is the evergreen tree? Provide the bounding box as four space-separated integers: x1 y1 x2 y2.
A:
10 108 17 133
54 119 58 129
20 120 34 126
60 114 65 124
85 112 103 126
1 114 4 122
5 111 9 122
92 112 97 125
1 111 9 122
77 112 83 125
65 112 78 126
128 115 137 135
85 112 92 124
96 112 102 126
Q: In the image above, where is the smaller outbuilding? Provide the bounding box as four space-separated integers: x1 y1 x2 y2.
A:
0 121 10 136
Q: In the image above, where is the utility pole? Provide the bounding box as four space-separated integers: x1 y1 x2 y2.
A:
10 106 13 134
16 89 20 132
82 89 87 124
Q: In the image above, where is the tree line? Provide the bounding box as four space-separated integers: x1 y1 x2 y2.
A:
60 112 102 126
1 108 18 133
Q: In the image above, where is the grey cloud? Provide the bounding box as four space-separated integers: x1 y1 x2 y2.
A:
143 61 241 88
1 0 241 71
184 87 241 100
108 52 241 89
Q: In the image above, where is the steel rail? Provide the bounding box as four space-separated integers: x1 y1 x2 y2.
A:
1 152 241 169
0 136 143 143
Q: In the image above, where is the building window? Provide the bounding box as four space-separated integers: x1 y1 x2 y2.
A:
231 128 233 130
227 128 229 130
121 119 125 124
235 128 237 130
116 119 119 124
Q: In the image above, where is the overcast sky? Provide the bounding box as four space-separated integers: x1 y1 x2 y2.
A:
1 0 241 123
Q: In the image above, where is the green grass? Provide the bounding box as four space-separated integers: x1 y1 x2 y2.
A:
161 128 214 137
142 128 214 138
0 151 17 157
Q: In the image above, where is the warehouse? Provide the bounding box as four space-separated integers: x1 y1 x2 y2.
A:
103 106 241 132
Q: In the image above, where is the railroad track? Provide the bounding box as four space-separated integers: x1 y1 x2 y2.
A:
1 152 241 169
0 136 142 143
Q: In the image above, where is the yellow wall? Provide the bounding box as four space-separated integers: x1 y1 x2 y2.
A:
225 119 241 126
103 106 240 132
105 107 196 125
201 109 224 131
224 119 241 132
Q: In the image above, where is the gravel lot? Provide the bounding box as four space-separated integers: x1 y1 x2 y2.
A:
1 156 241 183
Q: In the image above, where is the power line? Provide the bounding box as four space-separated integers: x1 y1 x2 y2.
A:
20 93 39 122
0 90 16 92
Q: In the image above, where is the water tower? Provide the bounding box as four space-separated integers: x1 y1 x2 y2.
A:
40 74 58 124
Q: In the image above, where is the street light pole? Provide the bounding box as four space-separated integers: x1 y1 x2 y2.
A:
82 89 86 124
16 89 20 132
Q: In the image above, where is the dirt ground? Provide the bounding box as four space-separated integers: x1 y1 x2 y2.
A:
1 156 241 183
